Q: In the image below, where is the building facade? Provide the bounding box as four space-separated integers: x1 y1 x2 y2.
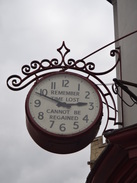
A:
109 0 137 126
86 1 137 182
87 137 107 169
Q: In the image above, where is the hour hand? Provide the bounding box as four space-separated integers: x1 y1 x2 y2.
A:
75 102 88 106
69 102 88 107
56 102 71 109
60 102 88 108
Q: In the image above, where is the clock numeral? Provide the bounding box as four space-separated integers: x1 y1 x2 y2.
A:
50 120 55 128
89 102 94 110
38 112 44 120
73 122 79 129
78 84 80 91
62 80 69 87
51 82 56 89
59 123 66 132
85 91 90 99
83 115 89 123
34 99 41 107
40 89 48 96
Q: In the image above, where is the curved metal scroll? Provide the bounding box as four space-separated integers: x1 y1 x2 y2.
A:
7 42 120 90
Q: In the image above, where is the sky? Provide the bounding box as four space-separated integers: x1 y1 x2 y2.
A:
0 1 115 183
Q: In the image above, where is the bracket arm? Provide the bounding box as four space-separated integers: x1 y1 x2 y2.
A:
113 79 137 102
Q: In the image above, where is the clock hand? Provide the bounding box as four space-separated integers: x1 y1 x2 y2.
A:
35 92 87 108
72 102 88 106
56 102 71 109
57 102 88 109
65 102 88 107
35 92 60 103
35 92 71 109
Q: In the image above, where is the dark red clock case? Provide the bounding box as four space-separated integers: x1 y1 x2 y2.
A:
25 72 103 154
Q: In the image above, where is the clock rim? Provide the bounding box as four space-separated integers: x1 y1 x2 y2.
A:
25 71 103 139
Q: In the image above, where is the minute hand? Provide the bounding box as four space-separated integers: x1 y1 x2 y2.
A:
35 92 71 108
35 92 60 103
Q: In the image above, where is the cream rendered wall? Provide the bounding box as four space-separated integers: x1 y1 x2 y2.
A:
110 0 137 126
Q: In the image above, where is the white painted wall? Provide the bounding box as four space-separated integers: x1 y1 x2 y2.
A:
110 0 137 126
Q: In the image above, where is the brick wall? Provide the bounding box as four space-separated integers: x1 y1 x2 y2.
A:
88 136 107 169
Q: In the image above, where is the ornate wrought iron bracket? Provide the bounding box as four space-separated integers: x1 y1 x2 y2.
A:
113 79 137 107
7 41 121 133
7 41 120 90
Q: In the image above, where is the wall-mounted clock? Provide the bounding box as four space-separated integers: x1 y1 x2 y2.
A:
25 71 103 154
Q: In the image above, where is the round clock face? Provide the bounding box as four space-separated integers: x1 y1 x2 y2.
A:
27 72 102 136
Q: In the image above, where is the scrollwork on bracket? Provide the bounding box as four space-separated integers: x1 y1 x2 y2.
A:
7 41 120 91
